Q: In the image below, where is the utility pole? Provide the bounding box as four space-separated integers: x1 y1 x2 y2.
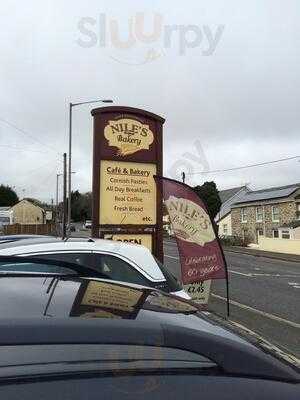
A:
62 153 67 239
68 103 72 233
56 173 62 236
56 174 60 210
181 171 186 184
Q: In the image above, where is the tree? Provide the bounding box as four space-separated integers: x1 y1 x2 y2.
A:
24 197 51 209
0 185 19 207
193 181 221 220
70 191 92 222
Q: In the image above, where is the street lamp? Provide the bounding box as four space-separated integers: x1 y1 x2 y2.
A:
68 99 113 227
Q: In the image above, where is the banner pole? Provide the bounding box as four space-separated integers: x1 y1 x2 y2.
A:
225 264 230 318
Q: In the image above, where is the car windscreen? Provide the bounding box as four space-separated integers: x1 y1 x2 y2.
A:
154 257 182 292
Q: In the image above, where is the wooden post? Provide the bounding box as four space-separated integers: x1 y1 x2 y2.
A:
62 153 67 239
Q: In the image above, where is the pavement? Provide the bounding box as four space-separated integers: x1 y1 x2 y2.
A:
163 238 300 359
224 245 300 263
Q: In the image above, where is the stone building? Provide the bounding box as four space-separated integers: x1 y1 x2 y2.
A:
216 186 249 237
11 199 45 225
231 183 300 243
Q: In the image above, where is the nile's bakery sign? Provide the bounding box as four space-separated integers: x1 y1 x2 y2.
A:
104 118 154 156
91 106 165 261
164 196 215 246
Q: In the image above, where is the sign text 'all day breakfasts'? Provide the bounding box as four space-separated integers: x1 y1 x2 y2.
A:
100 160 157 225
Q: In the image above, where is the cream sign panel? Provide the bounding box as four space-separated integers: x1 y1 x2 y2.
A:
104 118 154 156
100 160 157 225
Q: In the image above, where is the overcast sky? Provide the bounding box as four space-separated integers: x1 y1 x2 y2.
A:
0 0 299 202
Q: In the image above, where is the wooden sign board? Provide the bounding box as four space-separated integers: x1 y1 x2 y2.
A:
104 233 153 252
91 106 164 261
70 279 147 319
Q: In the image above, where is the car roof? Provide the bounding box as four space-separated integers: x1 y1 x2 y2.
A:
0 239 165 281
0 273 247 345
0 275 298 381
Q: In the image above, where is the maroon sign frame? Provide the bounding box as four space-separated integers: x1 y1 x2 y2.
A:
91 106 165 262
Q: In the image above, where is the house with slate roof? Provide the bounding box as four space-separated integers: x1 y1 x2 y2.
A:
231 183 300 243
216 186 250 237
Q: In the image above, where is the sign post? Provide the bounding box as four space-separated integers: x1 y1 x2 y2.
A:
91 106 165 261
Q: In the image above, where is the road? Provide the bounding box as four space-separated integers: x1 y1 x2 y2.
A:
164 239 300 359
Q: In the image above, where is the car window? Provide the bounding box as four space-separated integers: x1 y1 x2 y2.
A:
32 253 151 287
0 260 75 275
95 254 151 286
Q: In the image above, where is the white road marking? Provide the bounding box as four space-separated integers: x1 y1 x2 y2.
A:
211 294 300 329
229 270 252 277
230 270 300 278
288 282 300 289
251 273 300 278
228 320 300 367
165 254 179 260
165 256 300 280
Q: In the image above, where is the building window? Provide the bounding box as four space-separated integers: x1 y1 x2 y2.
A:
272 205 280 222
223 224 228 235
241 208 247 223
256 207 263 222
281 230 290 239
242 229 248 241
296 203 300 220
256 229 263 243
272 229 279 238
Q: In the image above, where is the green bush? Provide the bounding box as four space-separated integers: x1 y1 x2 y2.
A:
220 235 250 247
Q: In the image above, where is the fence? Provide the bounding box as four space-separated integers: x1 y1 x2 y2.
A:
258 236 300 256
3 223 56 236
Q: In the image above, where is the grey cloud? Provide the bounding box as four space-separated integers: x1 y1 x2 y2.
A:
0 0 299 201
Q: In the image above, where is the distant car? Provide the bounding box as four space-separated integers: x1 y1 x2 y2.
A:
0 255 298 399
83 220 92 229
0 239 189 298
67 223 76 232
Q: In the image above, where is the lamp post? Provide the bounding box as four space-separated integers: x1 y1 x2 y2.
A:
68 99 113 228
56 173 62 210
